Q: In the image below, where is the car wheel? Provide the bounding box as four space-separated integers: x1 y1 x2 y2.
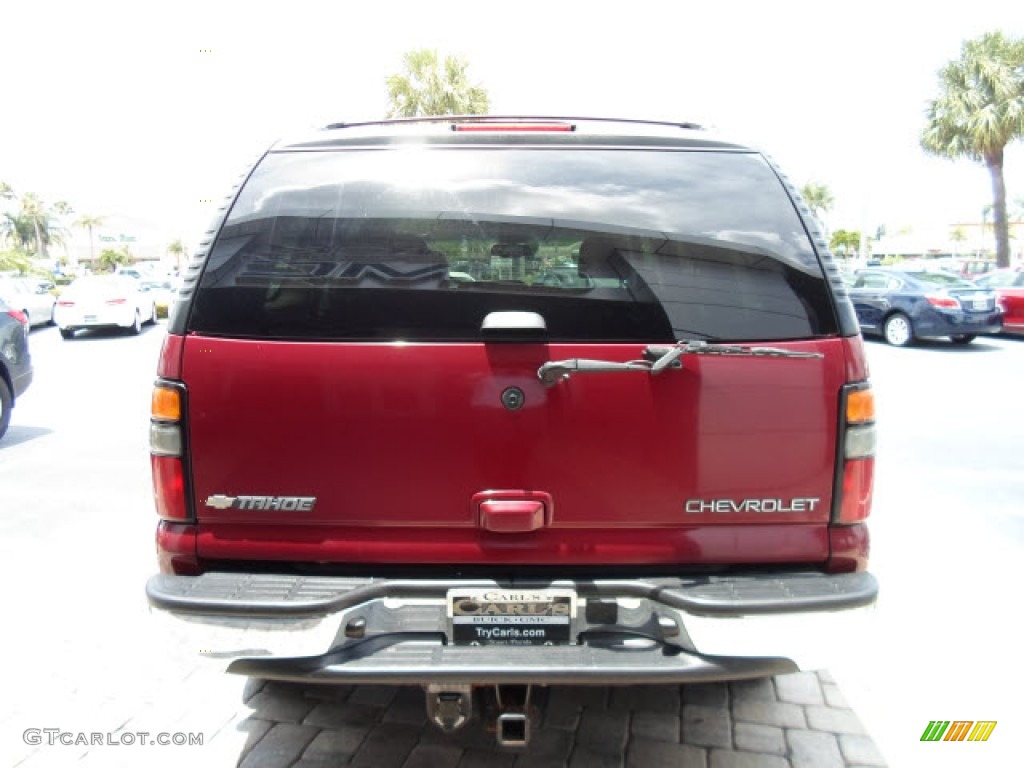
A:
148 302 158 325
130 310 142 335
0 377 11 440
883 313 914 347
59 327 75 340
950 334 976 344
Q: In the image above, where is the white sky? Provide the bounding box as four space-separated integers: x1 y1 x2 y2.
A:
1 0 1022 246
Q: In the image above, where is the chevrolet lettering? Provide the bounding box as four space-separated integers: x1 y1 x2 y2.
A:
685 498 822 514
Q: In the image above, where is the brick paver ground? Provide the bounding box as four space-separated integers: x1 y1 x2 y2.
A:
10 666 888 767
155 672 887 767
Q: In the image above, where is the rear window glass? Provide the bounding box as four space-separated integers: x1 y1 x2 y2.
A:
189 148 837 342
977 270 1022 288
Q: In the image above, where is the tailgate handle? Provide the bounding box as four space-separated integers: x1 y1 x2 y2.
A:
481 311 547 340
478 500 547 533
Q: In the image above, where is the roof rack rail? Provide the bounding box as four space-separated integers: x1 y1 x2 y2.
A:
324 115 704 131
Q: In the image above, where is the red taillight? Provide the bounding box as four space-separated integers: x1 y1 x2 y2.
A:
151 455 188 521
150 381 189 521
452 123 574 132
926 294 959 309
105 298 128 305
833 383 876 552
839 458 874 523
6 309 28 326
57 300 75 307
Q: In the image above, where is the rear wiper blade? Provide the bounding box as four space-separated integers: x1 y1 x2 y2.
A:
538 340 823 386
646 340 824 371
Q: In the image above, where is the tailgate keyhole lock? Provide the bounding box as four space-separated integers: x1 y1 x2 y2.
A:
501 387 525 411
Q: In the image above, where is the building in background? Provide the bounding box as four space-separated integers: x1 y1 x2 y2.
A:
872 221 1023 262
62 214 185 272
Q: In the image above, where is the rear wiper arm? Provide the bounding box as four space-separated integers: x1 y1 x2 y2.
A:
537 358 654 386
538 340 823 386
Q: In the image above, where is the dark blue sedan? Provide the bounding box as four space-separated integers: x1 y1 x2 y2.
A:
847 268 1002 346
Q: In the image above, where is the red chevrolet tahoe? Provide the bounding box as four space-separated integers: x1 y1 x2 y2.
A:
146 116 877 745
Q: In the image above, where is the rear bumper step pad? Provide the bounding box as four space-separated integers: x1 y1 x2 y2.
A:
147 571 877 619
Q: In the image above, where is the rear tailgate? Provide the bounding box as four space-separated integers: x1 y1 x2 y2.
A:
184 336 843 566
178 143 853 568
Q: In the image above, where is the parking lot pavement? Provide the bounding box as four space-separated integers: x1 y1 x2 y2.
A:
6 326 1022 767
223 673 891 768
10 665 887 768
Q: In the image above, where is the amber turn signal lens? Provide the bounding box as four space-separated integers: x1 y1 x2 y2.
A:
846 389 874 424
151 386 181 421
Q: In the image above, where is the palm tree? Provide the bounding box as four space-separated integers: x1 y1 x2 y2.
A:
167 238 187 271
828 229 862 258
18 194 49 258
2 212 35 252
980 204 993 236
385 49 489 118
800 182 834 226
74 214 106 264
97 246 134 273
1 183 18 251
950 226 967 256
15 193 72 259
922 31 1024 268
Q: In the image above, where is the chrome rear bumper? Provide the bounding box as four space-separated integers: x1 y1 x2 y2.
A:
147 571 877 681
147 571 877 618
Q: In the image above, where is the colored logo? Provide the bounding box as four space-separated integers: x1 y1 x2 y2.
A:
921 721 997 742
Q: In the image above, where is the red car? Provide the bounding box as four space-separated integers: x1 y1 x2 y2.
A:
953 258 997 280
975 267 1024 335
145 117 877 745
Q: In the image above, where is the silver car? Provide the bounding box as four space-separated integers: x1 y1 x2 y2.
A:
0 276 56 328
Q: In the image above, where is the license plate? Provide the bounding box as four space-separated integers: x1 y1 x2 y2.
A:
84 315 97 322
448 588 576 646
972 300 988 310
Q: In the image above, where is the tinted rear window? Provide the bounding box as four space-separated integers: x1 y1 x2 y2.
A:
189 148 836 342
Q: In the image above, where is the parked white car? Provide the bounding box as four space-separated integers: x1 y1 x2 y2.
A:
0 276 56 328
54 275 157 339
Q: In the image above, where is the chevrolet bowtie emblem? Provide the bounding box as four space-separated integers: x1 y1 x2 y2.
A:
205 495 237 510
